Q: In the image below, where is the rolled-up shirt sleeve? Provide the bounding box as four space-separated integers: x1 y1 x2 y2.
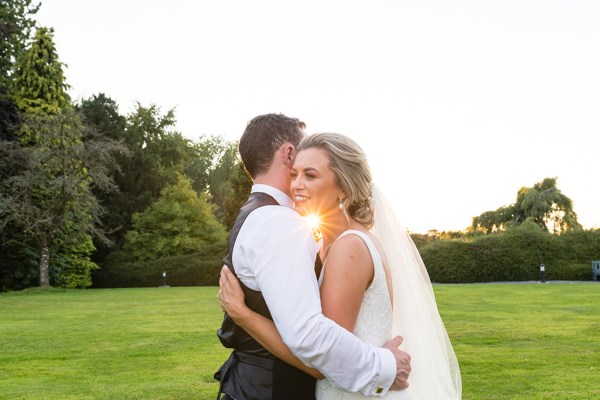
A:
235 206 396 396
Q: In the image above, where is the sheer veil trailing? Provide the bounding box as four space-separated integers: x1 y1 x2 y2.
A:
370 184 462 399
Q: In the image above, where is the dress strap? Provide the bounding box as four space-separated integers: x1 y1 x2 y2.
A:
318 230 384 286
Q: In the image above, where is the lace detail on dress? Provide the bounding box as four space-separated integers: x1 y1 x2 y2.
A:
316 230 410 400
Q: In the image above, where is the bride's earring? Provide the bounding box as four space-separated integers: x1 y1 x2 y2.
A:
339 196 350 226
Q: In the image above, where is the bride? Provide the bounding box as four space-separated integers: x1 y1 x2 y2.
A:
219 132 461 399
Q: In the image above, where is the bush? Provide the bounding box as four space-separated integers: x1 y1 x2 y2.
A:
420 240 476 283
421 224 600 283
92 242 226 288
545 263 592 281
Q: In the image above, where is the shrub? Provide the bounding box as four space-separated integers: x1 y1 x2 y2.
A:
92 242 226 288
421 224 600 283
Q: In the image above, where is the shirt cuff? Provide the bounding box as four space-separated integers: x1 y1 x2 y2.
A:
372 347 396 396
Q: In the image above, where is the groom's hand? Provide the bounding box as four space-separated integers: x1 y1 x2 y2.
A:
383 336 411 390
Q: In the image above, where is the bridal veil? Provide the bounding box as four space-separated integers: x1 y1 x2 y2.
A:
370 185 462 399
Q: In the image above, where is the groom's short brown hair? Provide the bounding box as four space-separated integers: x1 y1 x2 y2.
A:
239 113 306 179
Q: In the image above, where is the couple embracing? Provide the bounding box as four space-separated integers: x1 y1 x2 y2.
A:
214 113 461 399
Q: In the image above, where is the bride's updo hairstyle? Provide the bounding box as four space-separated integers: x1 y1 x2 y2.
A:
297 133 374 228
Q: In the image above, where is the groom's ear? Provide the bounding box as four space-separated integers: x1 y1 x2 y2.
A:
282 143 295 167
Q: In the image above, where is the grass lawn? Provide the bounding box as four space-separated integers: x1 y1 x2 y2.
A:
1 283 598 399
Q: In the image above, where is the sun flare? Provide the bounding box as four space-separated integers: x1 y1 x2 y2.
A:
303 215 323 242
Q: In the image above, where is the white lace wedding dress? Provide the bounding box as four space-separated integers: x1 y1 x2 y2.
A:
315 230 411 400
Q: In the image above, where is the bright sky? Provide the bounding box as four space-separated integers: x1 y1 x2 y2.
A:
36 0 600 233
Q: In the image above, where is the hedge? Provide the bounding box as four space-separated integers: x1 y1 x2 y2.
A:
421 226 600 283
92 226 600 287
91 242 226 288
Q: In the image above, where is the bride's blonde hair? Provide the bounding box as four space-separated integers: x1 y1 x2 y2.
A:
297 133 374 228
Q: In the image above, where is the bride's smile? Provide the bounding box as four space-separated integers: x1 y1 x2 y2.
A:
290 147 345 222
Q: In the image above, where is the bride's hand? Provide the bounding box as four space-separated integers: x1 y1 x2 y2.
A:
384 336 412 390
218 265 249 320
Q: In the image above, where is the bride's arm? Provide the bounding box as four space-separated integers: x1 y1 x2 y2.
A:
219 266 324 379
319 235 374 332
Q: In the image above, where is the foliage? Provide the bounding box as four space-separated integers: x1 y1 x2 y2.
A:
471 177 581 234
222 160 253 229
0 94 20 140
77 97 247 265
422 223 600 283
0 231 38 291
92 241 226 288
185 138 251 227
0 0 39 95
421 239 478 283
123 175 227 262
51 232 98 289
208 142 238 220
12 26 70 117
77 93 127 141
0 110 126 287
102 104 194 250
411 230 468 252
185 135 229 194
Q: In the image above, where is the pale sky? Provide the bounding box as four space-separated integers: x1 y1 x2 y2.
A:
36 0 600 233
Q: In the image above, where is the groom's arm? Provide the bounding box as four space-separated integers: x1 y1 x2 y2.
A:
237 209 397 396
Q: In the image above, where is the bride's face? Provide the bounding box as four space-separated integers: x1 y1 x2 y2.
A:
290 147 342 219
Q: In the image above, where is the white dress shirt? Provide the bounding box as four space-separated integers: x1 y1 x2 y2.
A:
233 184 396 396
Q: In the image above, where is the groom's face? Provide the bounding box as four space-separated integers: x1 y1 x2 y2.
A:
290 148 342 219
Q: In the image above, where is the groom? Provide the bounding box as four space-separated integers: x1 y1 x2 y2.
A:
215 113 411 400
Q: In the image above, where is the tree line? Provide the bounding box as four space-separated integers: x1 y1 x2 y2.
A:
0 1 251 290
2 1 597 290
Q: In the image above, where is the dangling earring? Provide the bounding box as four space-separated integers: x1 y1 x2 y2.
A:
339 196 350 227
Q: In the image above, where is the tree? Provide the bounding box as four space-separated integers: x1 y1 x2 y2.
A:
222 160 253 230
98 103 195 253
0 93 20 140
185 135 229 195
0 0 38 142
0 2 40 288
12 26 70 117
123 175 227 261
512 178 581 233
77 93 127 141
77 94 128 261
185 138 252 228
0 110 126 287
470 206 514 234
0 133 36 290
0 0 39 96
0 24 111 289
471 177 581 234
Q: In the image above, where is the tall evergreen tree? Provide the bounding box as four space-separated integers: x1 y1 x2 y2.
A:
1 29 128 288
13 26 70 118
0 0 38 141
0 0 39 97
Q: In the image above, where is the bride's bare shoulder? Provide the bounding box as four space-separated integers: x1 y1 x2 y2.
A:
328 232 373 270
